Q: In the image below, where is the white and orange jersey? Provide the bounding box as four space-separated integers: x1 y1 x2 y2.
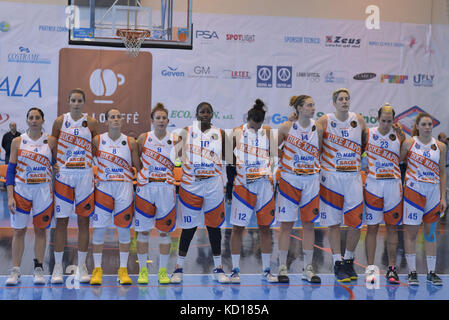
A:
365 127 401 180
405 136 440 184
280 120 320 175
15 132 53 184
234 124 271 185
57 112 93 171
181 125 223 184
137 131 176 185
96 133 134 182
321 112 362 172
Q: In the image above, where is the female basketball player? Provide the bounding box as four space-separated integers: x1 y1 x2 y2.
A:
400 113 447 286
134 103 177 285
51 89 98 284
275 95 323 284
229 99 278 283
6 108 58 285
316 88 368 282
363 103 405 284
170 102 231 284
89 108 141 285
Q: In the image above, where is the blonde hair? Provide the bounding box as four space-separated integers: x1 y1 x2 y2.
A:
289 95 312 110
377 102 395 118
332 88 350 104
411 112 433 137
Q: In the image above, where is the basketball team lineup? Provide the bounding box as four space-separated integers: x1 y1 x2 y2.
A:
3 87 447 290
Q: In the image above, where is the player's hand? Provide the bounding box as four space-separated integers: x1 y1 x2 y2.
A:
53 163 60 174
288 112 298 122
392 122 403 132
440 197 447 217
8 196 16 215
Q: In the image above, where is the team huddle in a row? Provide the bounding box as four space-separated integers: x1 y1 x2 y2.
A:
4 88 447 288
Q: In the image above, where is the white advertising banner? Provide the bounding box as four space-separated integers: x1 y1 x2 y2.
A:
1 2 448 161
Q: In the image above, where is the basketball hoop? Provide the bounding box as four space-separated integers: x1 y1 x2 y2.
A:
116 28 150 57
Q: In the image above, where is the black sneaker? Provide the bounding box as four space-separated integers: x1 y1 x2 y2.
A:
426 271 443 286
343 259 358 280
386 266 400 284
407 271 419 286
334 261 351 282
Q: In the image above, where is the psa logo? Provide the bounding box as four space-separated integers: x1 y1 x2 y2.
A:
380 74 408 84
394 106 439 135
325 36 361 48
195 30 219 40
413 74 434 87
256 66 292 88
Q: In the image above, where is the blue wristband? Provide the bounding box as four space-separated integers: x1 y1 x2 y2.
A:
5 162 17 187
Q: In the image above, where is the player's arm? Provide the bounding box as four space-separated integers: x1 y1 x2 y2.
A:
399 138 413 163
6 137 20 214
130 138 141 172
316 121 324 153
92 135 100 157
87 116 99 138
392 122 406 143
175 126 188 160
437 141 447 214
356 114 368 151
51 115 63 140
136 133 146 158
47 135 60 174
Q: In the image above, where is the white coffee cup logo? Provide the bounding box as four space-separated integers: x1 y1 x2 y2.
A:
89 69 125 103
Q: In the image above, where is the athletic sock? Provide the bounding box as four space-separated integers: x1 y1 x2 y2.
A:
137 253 147 270
278 250 288 266
119 252 129 268
176 256 185 269
405 254 416 272
261 253 271 271
304 249 313 266
78 251 87 266
344 250 354 260
93 253 102 268
231 254 240 270
333 254 342 264
426 255 437 273
213 255 222 269
159 254 169 269
54 251 63 265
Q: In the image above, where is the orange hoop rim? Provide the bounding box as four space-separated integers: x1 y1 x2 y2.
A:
116 28 151 39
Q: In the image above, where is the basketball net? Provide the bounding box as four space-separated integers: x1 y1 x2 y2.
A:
117 28 150 57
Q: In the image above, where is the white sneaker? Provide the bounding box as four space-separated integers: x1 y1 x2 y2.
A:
6 267 21 286
76 263 91 283
302 264 321 283
230 268 241 284
213 268 230 283
51 263 64 284
170 268 183 284
277 264 289 283
33 267 46 285
365 265 378 284
262 268 278 283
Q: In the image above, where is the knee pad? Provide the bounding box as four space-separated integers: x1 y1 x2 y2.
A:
159 231 171 245
117 227 131 244
92 227 107 245
137 231 149 243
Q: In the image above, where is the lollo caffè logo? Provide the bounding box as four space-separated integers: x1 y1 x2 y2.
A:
58 48 152 138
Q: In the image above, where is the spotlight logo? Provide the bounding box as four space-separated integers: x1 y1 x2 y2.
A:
380 74 408 84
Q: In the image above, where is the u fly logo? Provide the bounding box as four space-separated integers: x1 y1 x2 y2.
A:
257 66 273 88
276 66 292 88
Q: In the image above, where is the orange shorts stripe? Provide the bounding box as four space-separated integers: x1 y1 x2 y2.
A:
364 189 383 211
114 202 134 228
95 189 114 213
34 202 54 229
54 179 75 204
204 200 225 228
404 186 426 211
155 206 177 233
384 200 403 225
423 202 441 224
233 185 257 209
320 184 344 210
76 191 94 217
300 195 320 223
278 178 302 205
344 202 363 228
135 194 155 218
179 187 203 210
256 196 275 226
14 191 32 214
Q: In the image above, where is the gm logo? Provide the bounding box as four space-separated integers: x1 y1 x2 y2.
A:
195 30 219 39
194 65 210 75
257 66 272 88
276 66 292 88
